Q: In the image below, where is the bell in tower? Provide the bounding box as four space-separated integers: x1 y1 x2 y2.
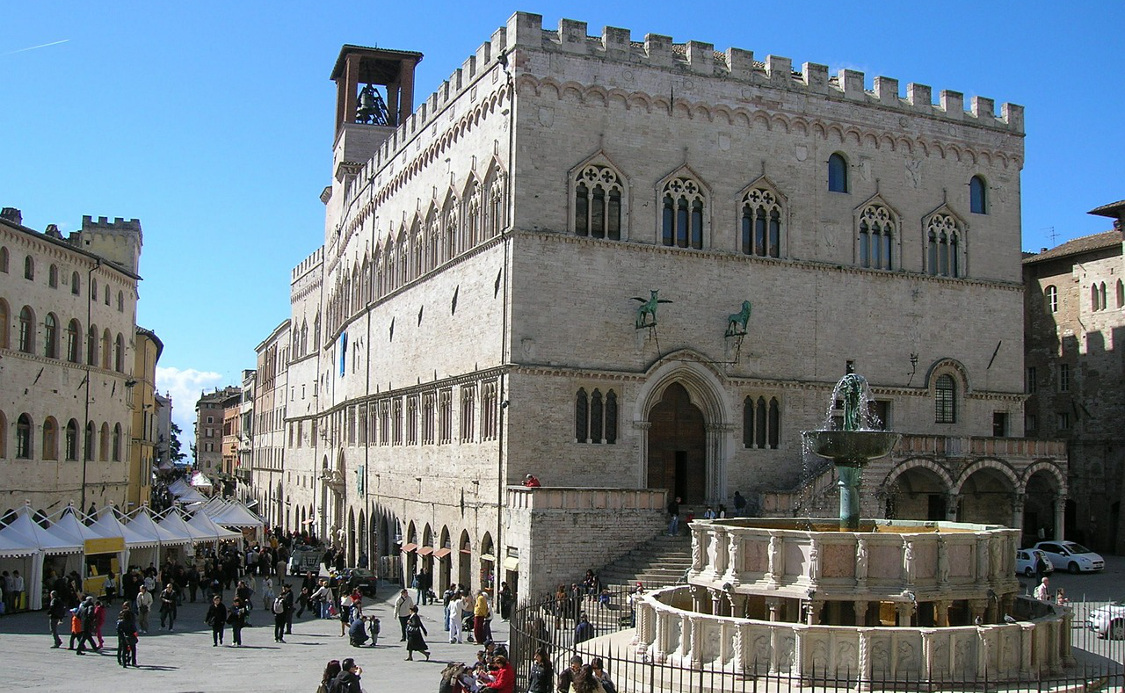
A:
356 84 391 125
330 45 424 135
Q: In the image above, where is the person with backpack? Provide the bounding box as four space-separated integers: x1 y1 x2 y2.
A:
272 584 292 642
205 595 228 646
115 602 138 668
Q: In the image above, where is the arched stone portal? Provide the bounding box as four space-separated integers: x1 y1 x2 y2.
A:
883 462 952 521
647 383 707 504
956 462 1017 526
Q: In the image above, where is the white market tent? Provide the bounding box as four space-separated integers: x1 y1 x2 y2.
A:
168 478 208 503
157 508 215 544
45 507 101 545
90 507 156 571
127 506 191 566
0 504 81 609
201 497 265 544
0 532 36 558
186 510 243 544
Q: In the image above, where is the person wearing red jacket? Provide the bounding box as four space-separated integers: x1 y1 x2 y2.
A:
483 655 515 693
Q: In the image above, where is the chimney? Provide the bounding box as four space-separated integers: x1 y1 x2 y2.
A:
0 207 22 225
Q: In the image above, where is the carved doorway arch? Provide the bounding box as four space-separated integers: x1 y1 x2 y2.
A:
647 382 707 504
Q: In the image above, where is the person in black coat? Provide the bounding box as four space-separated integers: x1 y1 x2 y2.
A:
404 606 429 661
116 602 138 667
331 657 363 693
204 595 228 646
528 647 554 693
228 597 248 646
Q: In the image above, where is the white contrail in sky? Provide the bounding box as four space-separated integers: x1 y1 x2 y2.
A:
3 39 70 56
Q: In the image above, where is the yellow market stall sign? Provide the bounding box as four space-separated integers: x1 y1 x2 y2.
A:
85 537 125 555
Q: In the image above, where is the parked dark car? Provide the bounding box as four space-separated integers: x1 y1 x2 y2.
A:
344 568 378 596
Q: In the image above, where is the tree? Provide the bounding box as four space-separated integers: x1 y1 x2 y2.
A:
169 423 188 464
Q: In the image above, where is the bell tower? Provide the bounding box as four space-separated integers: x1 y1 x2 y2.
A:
330 45 424 136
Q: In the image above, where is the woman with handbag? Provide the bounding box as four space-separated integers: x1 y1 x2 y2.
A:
404 605 430 661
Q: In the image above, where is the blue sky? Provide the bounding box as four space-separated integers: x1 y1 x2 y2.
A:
3 1 1121 434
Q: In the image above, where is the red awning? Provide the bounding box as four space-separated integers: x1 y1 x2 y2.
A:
433 548 452 559
401 542 418 553
417 546 434 556
459 548 472 555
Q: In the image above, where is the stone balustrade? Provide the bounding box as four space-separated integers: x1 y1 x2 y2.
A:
505 486 666 511
688 519 1020 604
634 586 1071 682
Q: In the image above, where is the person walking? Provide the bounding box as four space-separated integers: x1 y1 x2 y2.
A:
447 593 463 643
281 583 295 635
272 589 290 642
115 602 138 668
229 597 248 647
393 589 414 642
205 595 228 646
1034 576 1051 601
47 590 66 648
93 599 108 648
135 584 153 634
404 605 430 661
75 596 99 654
473 590 489 645
158 583 177 631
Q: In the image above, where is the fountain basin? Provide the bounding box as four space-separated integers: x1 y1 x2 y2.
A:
802 430 901 463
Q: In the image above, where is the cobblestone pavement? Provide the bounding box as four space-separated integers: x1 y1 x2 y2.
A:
0 582 508 693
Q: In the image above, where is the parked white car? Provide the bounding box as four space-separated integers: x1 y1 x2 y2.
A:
1015 548 1054 577
1087 601 1125 639
1032 541 1104 574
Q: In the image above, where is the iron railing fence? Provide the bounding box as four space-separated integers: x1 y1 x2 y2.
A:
508 586 1125 693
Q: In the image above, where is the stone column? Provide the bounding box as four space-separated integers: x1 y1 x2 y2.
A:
709 588 723 617
895 602 913 627
1011 493 1026 536
921 629 936 682
1053 494 1067 540
691 585 707 614
945 493 960 522
768 533 783 586
856 629 872 691
853 600 869 627
934 599 951 627
792 627 806 683
1019 623 1034 678
633 421 650 489
688 615 703 667
766 598 781 622
807 600 824 626
653 609 667 663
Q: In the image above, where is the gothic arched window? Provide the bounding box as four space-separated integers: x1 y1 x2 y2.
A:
661 175 705 249
857 202 896 270
574 164 623 241
828 153 849 193
741 185 783 258
927 213 963 278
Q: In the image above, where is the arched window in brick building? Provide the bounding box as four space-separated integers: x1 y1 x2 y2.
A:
49 264 58 288
24 256 34 281
42 417 58 461
112 424 122 461
65 420 78 461
16 413 33 459
828 153 849 193
935 374 956 424
926 212 963 278
44 313 58 358
661 175 705 249
969 175 987 214
744 395 782 449
574 164 623 241
1044 285 1058 313
0 299 8 349
740 183 784 258
18 305 34 353
0 247 8 273
71 271 80 295
65 319 79 362
857 201 897 270
575 389 588 443
575 388 618 445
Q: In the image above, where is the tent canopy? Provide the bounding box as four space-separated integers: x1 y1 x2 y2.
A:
45 507 102 546
202 498 265 529
90 508 159 549
186 511 243 543
0 532 36 558
0 505 81 555
158 509 214 543
127 507 190 546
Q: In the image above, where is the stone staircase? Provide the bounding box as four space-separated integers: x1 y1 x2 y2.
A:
598 532 693 589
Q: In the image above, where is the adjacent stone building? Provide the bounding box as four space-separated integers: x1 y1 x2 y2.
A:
193 385 240 479
0 208 143 519
249 321 289 524
1023 200 1125 554
251 13 1065 598
127 326 163 510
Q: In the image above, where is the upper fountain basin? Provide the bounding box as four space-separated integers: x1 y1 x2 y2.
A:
802 430 902 463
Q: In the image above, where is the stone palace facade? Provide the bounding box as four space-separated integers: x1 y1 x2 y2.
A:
247 12 1065 599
